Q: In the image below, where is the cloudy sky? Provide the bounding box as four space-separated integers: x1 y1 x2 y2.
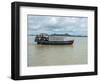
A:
27 15 88 36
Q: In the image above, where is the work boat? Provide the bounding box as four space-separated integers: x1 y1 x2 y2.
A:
35 33 74 45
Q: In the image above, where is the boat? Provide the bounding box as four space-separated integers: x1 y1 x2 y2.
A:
37 40 74 45
35 33 74 45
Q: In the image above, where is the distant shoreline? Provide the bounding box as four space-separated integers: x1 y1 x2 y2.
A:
28 34 87 37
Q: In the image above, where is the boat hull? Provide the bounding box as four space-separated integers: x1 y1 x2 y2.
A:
37 40 74 45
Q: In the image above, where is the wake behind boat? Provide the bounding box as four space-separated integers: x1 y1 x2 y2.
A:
35 33 74 45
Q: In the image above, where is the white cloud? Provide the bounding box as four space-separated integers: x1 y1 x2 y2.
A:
28 15 88 36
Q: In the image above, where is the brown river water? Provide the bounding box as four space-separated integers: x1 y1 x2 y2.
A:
27 36 88 67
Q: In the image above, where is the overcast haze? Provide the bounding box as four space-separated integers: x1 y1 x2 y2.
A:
27 15 88 36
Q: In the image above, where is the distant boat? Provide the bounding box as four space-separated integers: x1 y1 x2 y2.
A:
35 33 74 45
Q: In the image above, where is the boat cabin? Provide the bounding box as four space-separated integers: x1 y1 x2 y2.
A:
35 33 49 42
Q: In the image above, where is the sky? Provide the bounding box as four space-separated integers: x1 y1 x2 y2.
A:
27 15 88 36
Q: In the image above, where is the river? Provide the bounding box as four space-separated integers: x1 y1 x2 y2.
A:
27 36 88 67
